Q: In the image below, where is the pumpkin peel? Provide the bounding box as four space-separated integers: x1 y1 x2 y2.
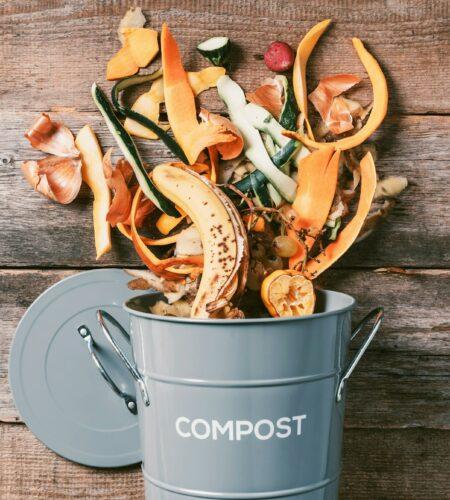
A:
75 125 111 259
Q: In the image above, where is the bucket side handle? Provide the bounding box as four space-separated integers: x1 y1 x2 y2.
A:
336 307 384 402
97 310 150 407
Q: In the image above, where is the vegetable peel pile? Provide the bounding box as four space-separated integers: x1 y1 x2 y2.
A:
21 11 407 319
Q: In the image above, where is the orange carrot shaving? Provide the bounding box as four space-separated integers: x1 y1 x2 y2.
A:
289 148 339 268
302 152 377 279
161 24 235 165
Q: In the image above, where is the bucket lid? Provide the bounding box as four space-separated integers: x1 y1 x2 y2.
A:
9 269 142 468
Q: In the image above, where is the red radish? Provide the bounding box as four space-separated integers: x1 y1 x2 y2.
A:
264 41 295 72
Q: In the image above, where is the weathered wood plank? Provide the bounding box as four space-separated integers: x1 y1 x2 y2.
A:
2 269 449 428
1 112 448 267
0 1 448 114
340 428 450 499
0 423 448 499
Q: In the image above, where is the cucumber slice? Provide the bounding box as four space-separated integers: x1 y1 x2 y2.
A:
111 71 189 164
276 75 298 131
217 76 296 202
197 36 231 66
91 83 179 217
251 174 272 208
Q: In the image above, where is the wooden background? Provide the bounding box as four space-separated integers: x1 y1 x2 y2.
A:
0 0 449 498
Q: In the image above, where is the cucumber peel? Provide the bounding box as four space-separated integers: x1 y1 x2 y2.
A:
92 82 179 217
111 71 189 164
217 75 296 202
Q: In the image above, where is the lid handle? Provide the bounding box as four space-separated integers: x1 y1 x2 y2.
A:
97 310 150 407
77 325 137 414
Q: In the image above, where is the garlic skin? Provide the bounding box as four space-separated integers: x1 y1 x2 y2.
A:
21 156 82 204
374 176 408 199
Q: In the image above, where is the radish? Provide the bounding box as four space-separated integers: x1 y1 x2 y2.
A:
264 41 295 72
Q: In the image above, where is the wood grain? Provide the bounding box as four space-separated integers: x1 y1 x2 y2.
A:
1 423 448 499
0 0 449 498
0 1 449 114
2 269 449 428
1 112 448 267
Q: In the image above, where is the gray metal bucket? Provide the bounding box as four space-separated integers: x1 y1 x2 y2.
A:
112 289 383 500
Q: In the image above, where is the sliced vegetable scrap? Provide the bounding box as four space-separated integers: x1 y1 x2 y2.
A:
106 41 139 81
124 67 226 140
124 87 169 140
285 38 388 150
198 108 243 160
261 269 315 317
122 28 159 68
108 6 159 80
75 125 111 259
246 78 284 120
117 7 146 44
103 149 132 227
92 82 179 216
156 211 186 235
217 75 297 202
161 24 236 165
293 19 332 140
197 36 231 67
129 186 203 280
302 151 377 279
288 147 339 268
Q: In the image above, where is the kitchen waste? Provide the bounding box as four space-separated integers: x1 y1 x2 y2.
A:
21 8 407 319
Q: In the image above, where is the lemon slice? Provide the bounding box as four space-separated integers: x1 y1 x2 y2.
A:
261 270 315 317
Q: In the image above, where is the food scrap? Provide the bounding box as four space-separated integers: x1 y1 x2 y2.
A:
21 11 408 319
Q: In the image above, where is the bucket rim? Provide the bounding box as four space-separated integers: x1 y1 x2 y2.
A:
123 289 356 324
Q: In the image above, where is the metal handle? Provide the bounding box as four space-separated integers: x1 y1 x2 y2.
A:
97 310 150 407
77 325 137 414
336 307 384 402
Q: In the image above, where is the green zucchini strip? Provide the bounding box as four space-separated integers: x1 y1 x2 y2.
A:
111 70 189 164
92 83 179 217
217 75 297 202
